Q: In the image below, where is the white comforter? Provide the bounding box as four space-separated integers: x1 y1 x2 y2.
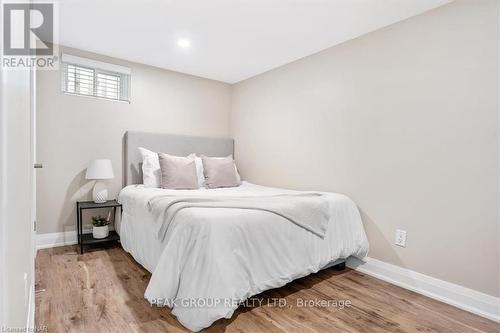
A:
118 182 369 332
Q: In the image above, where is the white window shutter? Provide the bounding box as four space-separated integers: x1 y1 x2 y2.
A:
61 54 131 102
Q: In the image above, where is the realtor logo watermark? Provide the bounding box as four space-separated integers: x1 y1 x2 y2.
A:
1 1 58 69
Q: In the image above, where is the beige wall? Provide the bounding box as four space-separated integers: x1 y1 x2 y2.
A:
231 0 500 297
37 46 231 234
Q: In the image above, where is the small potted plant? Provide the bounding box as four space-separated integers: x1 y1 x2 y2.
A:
91 212 110 239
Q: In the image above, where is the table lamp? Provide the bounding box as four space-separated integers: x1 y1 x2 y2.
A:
86 159 114 203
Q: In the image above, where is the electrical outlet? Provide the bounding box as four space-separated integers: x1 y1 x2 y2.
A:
395 229 407 247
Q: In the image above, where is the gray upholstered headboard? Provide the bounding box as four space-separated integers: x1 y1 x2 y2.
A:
123 131 234 186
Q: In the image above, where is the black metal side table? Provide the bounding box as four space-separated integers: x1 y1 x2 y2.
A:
76 200 122 254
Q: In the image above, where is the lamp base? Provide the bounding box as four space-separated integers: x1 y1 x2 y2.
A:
92 181 108 203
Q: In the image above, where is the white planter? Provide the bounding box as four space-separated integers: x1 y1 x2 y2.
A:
92 225 109 239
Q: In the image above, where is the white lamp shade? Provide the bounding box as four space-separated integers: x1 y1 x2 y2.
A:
86 159 114 180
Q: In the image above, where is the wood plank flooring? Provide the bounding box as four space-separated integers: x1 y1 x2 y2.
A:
35 245 500 333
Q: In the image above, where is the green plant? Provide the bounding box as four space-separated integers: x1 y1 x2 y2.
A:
91 214 110 227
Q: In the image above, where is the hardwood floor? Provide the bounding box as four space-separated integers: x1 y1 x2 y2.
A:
36 245 499 333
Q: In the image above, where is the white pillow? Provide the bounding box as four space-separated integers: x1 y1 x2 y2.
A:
138 147 161 188
138 148 205 188
189 154 205 188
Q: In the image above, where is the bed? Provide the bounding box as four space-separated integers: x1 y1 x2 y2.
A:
117 131 369 332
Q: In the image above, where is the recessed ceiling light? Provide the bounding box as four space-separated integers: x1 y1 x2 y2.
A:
177 38 191 48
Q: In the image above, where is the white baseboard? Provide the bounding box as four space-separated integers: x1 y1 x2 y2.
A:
36 231 77 250
347 256 500 323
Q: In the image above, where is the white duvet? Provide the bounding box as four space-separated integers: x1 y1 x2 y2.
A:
118 182 369 332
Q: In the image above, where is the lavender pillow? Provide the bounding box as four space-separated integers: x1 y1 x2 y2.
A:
158 152 198 190
201 155 242 189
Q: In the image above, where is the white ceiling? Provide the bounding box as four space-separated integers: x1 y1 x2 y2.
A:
58 0 452 83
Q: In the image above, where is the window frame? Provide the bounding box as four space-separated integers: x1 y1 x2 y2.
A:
61 54 131 103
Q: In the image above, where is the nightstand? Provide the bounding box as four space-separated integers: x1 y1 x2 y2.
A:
76 200 122 254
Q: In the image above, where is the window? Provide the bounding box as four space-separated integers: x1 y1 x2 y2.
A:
61 54 130 102
65 64 94 96
96 72 121 100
